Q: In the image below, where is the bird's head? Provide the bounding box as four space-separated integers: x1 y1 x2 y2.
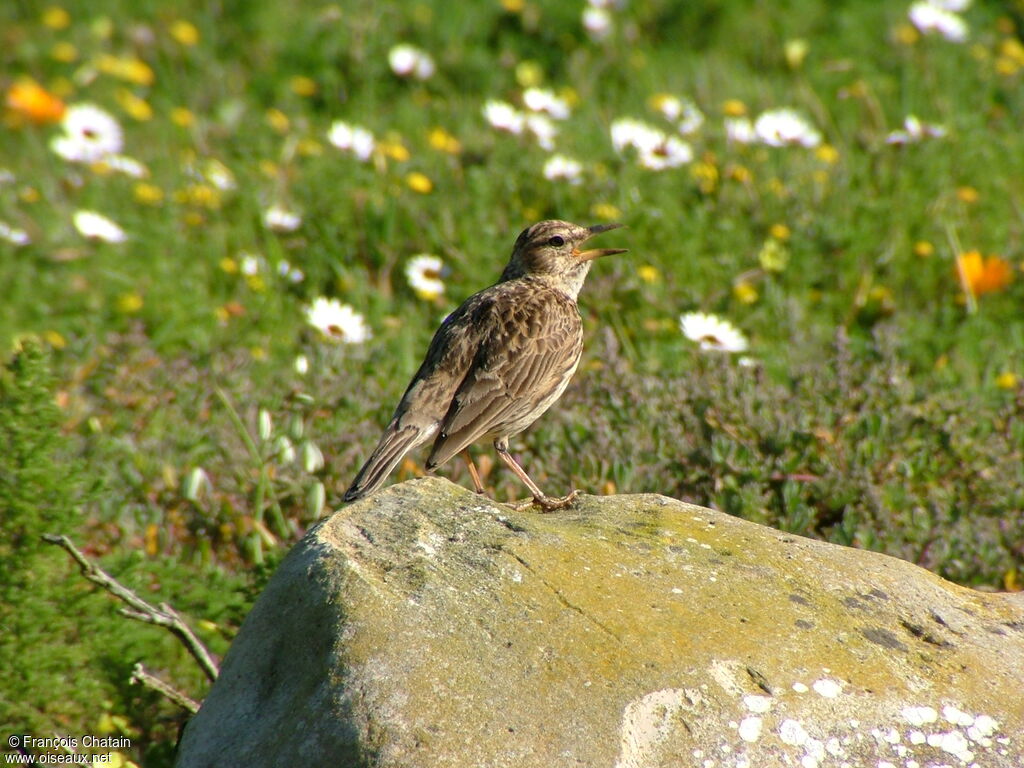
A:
500 220 627 297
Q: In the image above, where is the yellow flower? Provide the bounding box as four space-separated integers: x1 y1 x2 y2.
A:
379 139 410 162
4 79 66 124
290 76 318 97
265 108 290 134
170 20 200 46
116 89 153 121
133 183 164 205
769 223 791 241
894 23 919 46
116 292 143 314
170 107 194 127
42 6 70 29
175 184 221 209
913 240 934 258
298 137 323 156
995 56 1020 77
590 202 621 221
956 186 979 204
406 172 433 194
996 372 1018 390
501 0 524 12
733 280 759 305
43 330 67 349
957 250 1014 296
96 54 155 86
637 265 659 284
51 42 78 63
515 60 544 88
728 164 752 184
784 39 809 69
815 144 839 164
219 256 238 274
758 238 789 272
428 127 462 154
19 187 40 203
1000 37 1024 66
690 162 718 194
722 99 747 117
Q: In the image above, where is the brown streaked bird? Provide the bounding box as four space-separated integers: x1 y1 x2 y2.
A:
343 220 626 510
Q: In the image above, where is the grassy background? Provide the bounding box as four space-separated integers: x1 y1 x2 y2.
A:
1 0 1023 763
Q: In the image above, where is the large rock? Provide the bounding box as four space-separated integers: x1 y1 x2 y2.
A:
175 477 1024 767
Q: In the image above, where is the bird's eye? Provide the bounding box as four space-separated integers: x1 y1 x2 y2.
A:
548 235 565 247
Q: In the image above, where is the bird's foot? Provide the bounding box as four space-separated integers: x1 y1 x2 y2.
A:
507 489 580 513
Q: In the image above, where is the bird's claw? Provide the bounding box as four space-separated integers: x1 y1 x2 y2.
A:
506 489 579 513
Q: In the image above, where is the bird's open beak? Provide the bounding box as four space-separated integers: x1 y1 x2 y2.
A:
574 223 628 262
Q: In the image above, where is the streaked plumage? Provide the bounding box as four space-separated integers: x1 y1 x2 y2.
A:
344 219 626 509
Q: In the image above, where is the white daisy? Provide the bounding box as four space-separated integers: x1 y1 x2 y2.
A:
264 205 302 232
294 354 310 375
103 154 148 178
680 312 749 353
928 0 970 10
483 100 525 135
753 109 822 147
327 121 375 161
388 44 435 80
886 115 948 144
611 118 665 155
678 102 705 135
611 118 691 170
638 136 693 170
73 210 127 243
0 221 30 246
524 113 558 150
239 253 261 275
405 254 446 300
652 95 705 135
50 103 123 164
305 298 372 343
582 7 613 40
523 88 571 120
542 154 583 184
908 1 968 42
725 117 757 144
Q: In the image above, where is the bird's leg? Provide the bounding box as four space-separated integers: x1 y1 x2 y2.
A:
461 450 486 494
494 440 579 512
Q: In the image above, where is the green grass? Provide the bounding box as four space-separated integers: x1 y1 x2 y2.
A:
1 0 1023 762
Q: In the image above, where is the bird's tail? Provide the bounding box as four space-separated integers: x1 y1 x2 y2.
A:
343 424 428 502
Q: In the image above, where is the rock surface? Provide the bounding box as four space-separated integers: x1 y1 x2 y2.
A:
175 477 1024 768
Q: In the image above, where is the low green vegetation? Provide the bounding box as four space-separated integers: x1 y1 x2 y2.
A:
1 0 1021 762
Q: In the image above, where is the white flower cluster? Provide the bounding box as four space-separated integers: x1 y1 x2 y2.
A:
327 121 375 162
908 0 971 43
482 88 571 151
726 108 822 148
611 118 693 171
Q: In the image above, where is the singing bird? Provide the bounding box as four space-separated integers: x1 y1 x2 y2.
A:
343 220 626 509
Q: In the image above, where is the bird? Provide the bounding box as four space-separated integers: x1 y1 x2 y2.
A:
343 219 626 510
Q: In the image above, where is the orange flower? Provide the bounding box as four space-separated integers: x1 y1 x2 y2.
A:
5 79 65 124
957 250 1014 296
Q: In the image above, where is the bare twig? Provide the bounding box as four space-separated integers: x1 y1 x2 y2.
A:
131 663 200 714
42 533 219 682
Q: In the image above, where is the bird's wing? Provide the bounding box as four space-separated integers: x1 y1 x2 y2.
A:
343 291 497 501
390 290 497 429
426 289 581 468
